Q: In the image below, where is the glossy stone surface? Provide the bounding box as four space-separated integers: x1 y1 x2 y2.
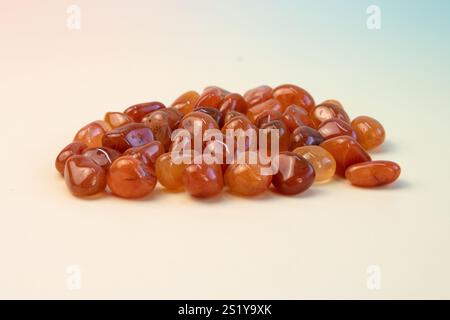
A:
193 107 223 127
142 110 172 151
243 85 273 108
102 123 154 153
318 118 356 140
179 111 219 138
55 142 88 175
82 147 121 171
345 161 401 187
225 161 272 196
272 152 315 195
104 112 133 129
123 101 166 122
183 161 224 198
260 120 290 152
254 110 283 128
293 146 336 182
73 120 110 148
155 152 190 191
290 126 324 150
309 103 351 128
222 110 246 126
194 87 224 109
123 141 164 168
282 104 314 131
107 156 156 198
170 91 199 115
272 84 315 112
320 136 371 176
219 93 248 115
221 115 257 152
247 99 282 123
64 155 106 196
351 116 386 150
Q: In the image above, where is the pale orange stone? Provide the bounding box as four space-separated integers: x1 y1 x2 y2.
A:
293 146 336 182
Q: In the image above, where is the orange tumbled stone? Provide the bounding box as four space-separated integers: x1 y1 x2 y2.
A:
247 99 282 123
282 104 314 131
55 142 88 175
107 156 156 198
225 161 272 196
171 91 199 115
219 93 248 115
104 112 133 129
64 155 107 196
183 160 224 198
102 123 154 153
123 101 166 122
345 161 401 187
318 118 356 140
82 147 121 171
243 85 273 108
73 120 110 148
309 103 351 128
142 110 172 151
123 141 164 168
194 88 224 110
351 116 386 150
155 152 191 191
293 146 336 182
272 152 315 195
320 136 371 176
272 84 315 112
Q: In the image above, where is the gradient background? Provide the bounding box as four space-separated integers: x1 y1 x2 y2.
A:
1 0 450 299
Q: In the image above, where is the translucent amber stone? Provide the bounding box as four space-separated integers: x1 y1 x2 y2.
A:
163 108 184 130
290 126 324 150
272 84 315 112
155 152 190 191
123 141 164 168
225 161 272 196
183 161 224 198
82 147 121 171
194 87 224 110
179 111 219 136
73 120 110 148
309 103 351 128
104 112 133 129
247 99 282 123
293 146 336 182
254 110 283 128
203 86 230 97
171 91 199 115
321 99 344 110
260 120 291 152
351 116 386 150
345 161 401 187
221 115 257 152
55 142 88 175
107 156 156 198
142 110 172 151
222 110 245 126
193 107 223 127
244 85 273 108
219 93 248 115
320 136 371 176
64 155 106 196
272 152 315 195
102 123 154 153
282 104 314 131
123 101 166 122
318 118 356 140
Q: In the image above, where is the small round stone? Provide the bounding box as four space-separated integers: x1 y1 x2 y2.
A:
293 146 336 182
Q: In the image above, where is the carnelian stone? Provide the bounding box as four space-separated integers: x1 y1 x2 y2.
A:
219 93 248 115
194 88 224 110
142 110 172 151
251 110 281 128
55 142 88 175
309 103 350 128
104 112 133 129
64 155 106 196
321 99 344 110
222 110 246 126
221 116 257 153
123 141 164 168
203 86 230 97
351 116 386 150
107 156 156 198
155 152 190 191
260 120 291 152
179 111 219 137
193 107 223 127
123 101 166 122
183 161 224 198
345 161 401 187
247 99 282 123
171 91 199 115
102 123 154 153
82 147 121 171
318 118 356 140
272 152 315 195
320 136 371 176
225 161 272 196
282 104 314 131
243 85 273 108
293 146 336 182
163 108 184 130
272 84 315 112
290 126 324 150
73 120 110 148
